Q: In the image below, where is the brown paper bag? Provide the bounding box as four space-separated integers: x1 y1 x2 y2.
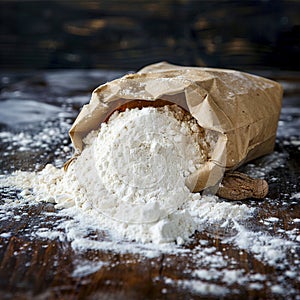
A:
68 62 283 192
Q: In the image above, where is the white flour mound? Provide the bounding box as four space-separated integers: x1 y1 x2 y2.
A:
72 105 210 224
1 105 252 244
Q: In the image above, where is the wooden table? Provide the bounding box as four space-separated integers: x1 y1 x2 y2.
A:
0 70 299 299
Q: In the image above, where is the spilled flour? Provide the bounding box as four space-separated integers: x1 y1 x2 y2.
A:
1 104 299 299
0 99 299 298
1 105 252 244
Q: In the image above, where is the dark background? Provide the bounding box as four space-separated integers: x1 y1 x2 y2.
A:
1 2 300 299
1 0 300 71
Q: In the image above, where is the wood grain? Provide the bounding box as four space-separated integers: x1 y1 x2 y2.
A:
0 70 299 300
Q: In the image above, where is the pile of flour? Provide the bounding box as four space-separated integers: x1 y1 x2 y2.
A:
1 105 252 244
72 105 211 224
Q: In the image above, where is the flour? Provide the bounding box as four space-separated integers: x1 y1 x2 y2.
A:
71 105 209 225
2 104 299 298
1 105 251 245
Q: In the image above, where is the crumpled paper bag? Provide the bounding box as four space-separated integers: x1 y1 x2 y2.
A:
68 62 283 192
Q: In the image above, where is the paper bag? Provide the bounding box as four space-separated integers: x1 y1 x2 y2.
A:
68 62 283 192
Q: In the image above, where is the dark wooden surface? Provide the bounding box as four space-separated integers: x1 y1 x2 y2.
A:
0 70 299 299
